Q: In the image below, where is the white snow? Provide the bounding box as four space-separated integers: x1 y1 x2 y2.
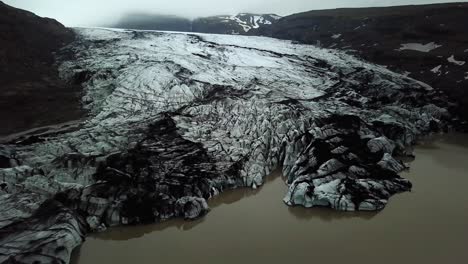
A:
331 34 342 39
397 42 442 52
221 14 278 33
230 15 252 32
430 65 442 74
198 33 395 73
447 55 466 66
261 18 272 25
251 15 261 28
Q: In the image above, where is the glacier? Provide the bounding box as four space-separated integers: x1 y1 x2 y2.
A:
0 28 450 263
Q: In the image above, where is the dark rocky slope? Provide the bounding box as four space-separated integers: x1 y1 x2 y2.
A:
193 13 281 35
256 2 468 122
0 1 82 136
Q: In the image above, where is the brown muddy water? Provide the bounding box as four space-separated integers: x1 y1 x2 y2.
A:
72 133 468 264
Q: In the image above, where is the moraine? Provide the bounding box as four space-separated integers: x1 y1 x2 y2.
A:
0 28 452 263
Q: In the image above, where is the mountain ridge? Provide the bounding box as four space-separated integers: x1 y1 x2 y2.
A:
110 12 282 34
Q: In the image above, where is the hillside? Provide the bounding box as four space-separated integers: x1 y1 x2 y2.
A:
261 2 468 121
193 13 281 34
109 13 281 35
111 13 192 31
0 1 83 136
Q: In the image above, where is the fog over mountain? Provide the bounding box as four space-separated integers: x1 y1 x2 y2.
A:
3 0 467 26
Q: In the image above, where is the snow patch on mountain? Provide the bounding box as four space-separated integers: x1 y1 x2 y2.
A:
332 34 342 39
431 65 442 75
397 42 442 52
447 55 466 66
217 13 281 32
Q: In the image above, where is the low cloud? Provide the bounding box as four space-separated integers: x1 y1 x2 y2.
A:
3 0 466 27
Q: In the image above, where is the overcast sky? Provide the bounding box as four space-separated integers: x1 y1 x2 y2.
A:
3 0 465 26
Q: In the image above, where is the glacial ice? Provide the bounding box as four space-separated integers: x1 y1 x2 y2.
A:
0 28 451 263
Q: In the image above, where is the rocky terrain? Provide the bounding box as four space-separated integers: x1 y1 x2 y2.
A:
0 1 83 136
0 27 452 263
255 2 468 122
